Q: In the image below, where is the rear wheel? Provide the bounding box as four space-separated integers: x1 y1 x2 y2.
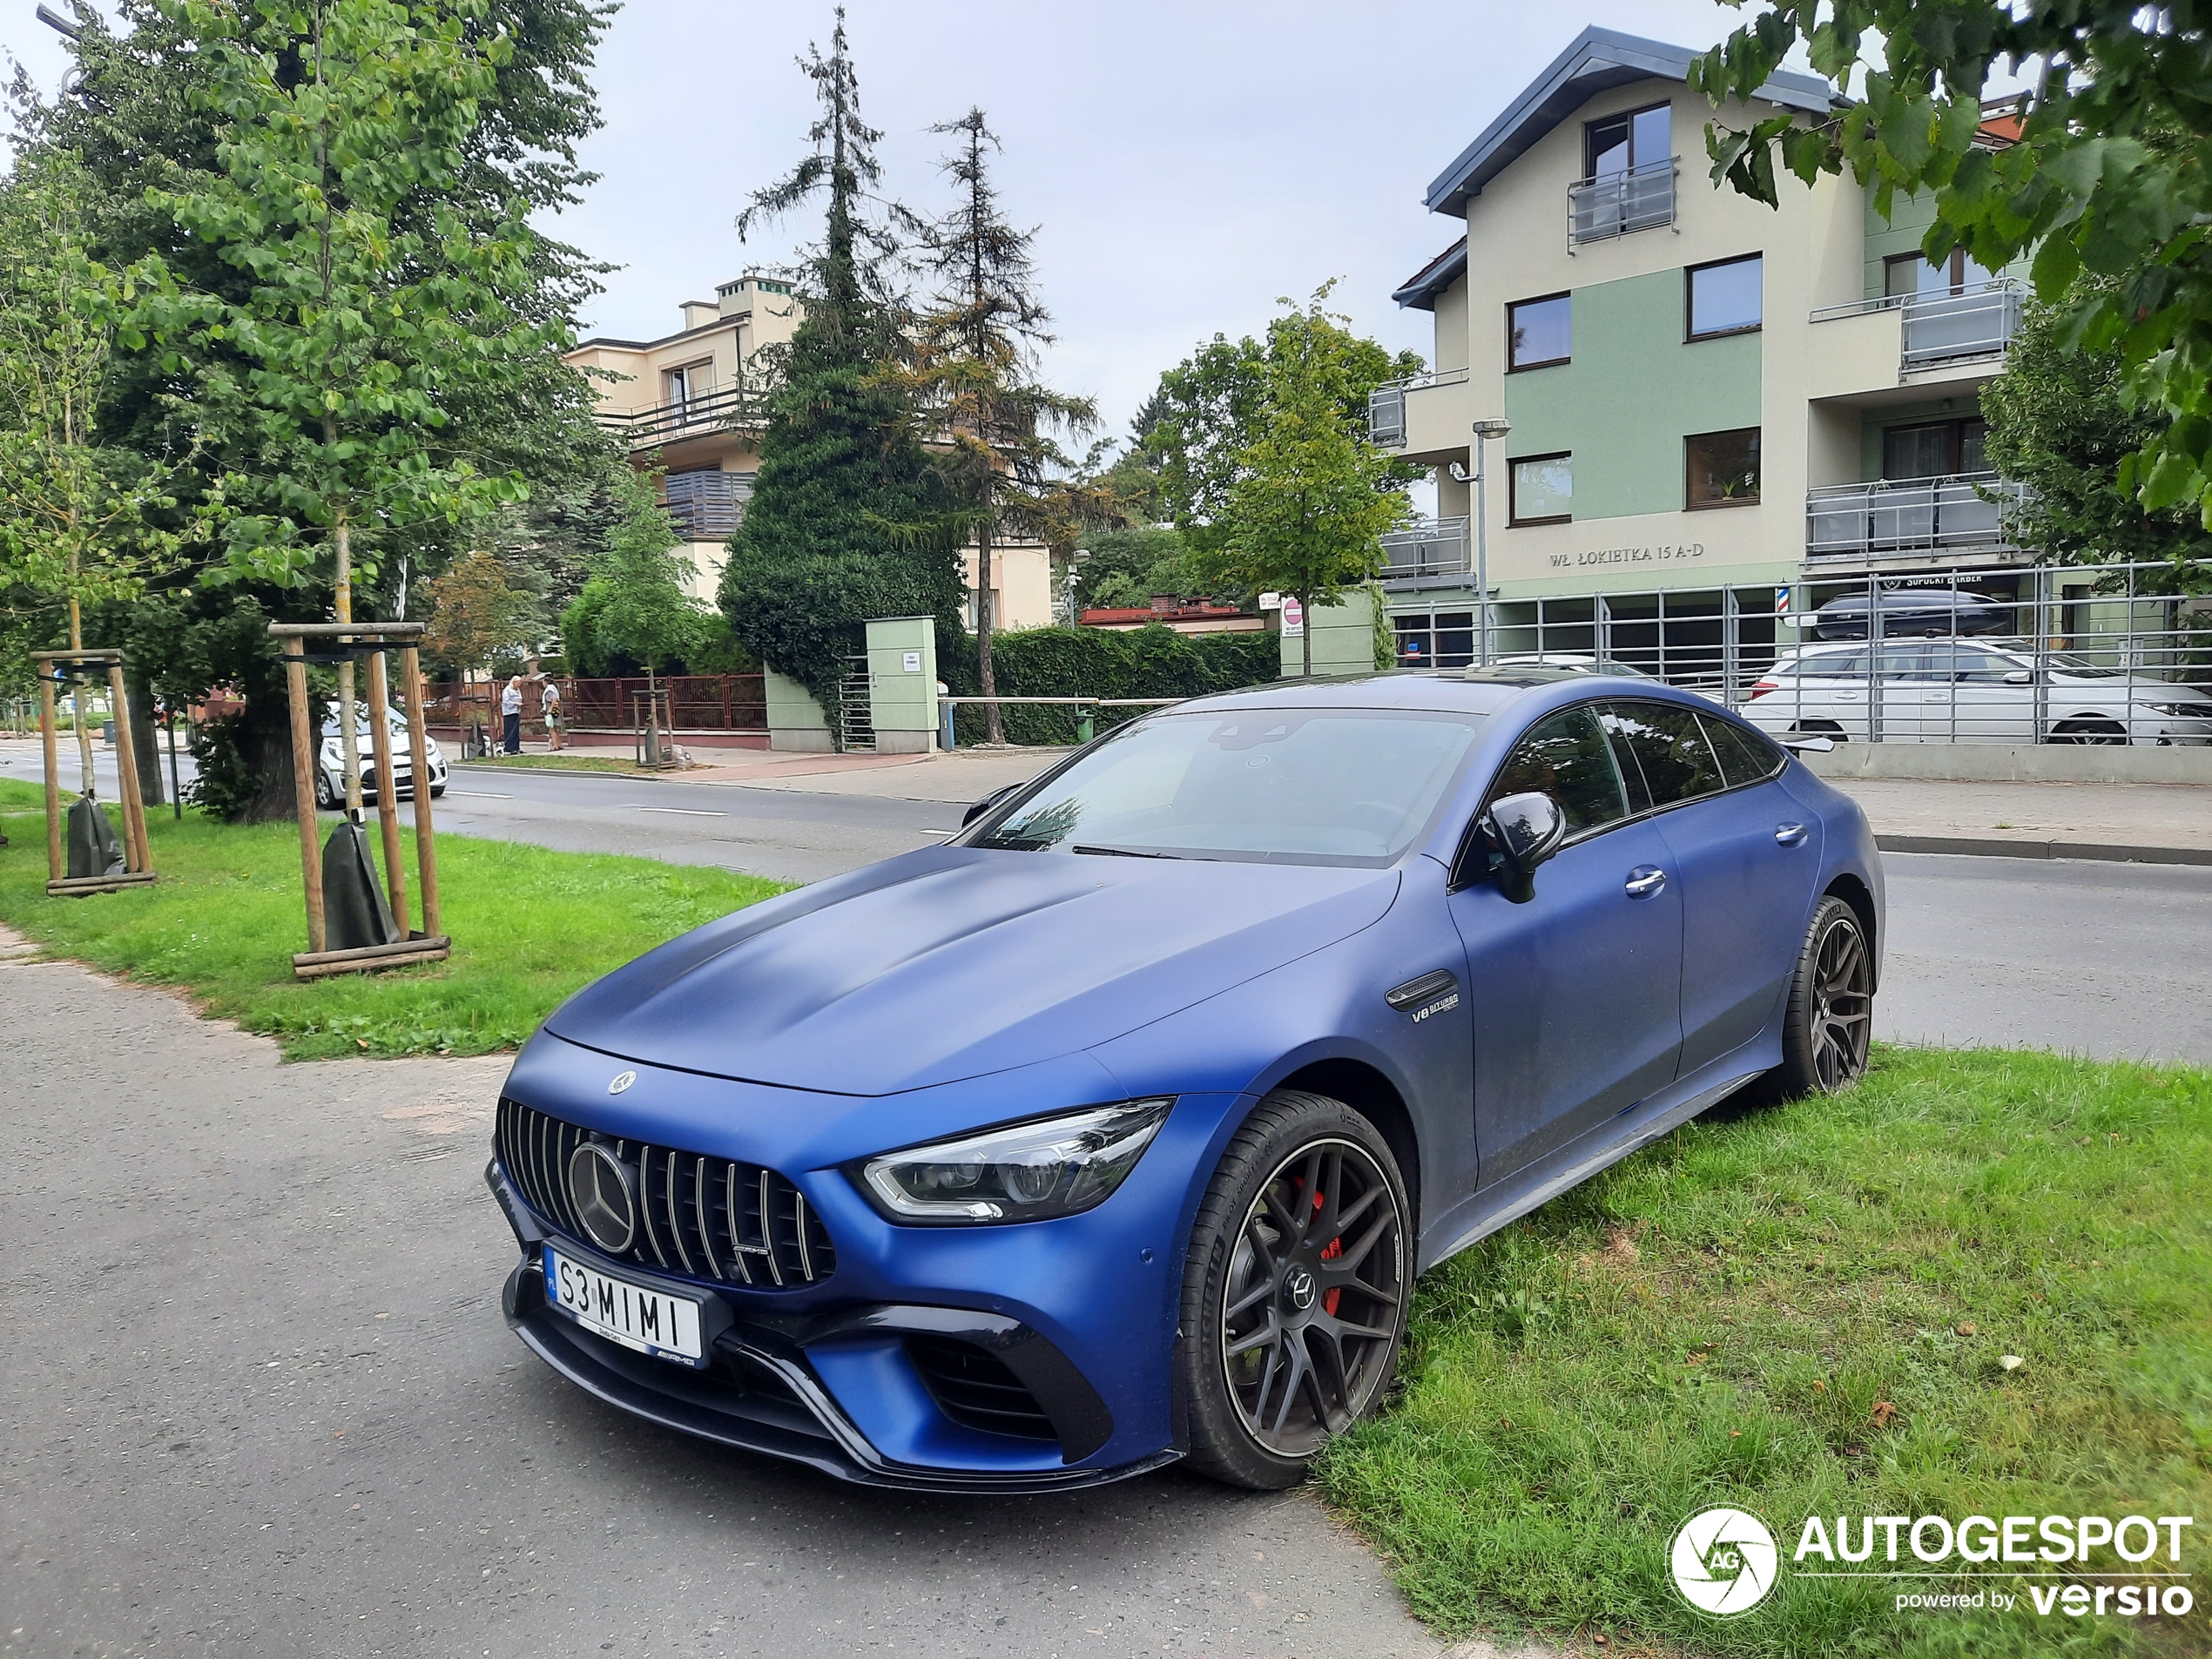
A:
1177 1091 1410 1489
1774 897 1873 1096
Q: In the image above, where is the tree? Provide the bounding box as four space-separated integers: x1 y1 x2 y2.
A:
889 109 1099 743
1689 0 2212 552
1072 526 1211 611
0 150 202 796
567 471 710 755
716 10 958 727
132 0 560 815
422 548 539 687
1145 309 1421 569
1193 290 1414 678
1984 287 2212 580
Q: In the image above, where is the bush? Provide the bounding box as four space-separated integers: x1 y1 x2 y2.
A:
940 623 1278 745
182 712 263 820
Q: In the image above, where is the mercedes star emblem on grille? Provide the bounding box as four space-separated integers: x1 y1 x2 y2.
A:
608 1069 637 1095
568 1142 638 1254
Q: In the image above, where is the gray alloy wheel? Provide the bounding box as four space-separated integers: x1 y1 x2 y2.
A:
1177 1091 1410 1489
313 765 338 811
1775 896 1874 1096
2048 719 2128 745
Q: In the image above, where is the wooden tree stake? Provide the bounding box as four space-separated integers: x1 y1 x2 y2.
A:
281 637 327 954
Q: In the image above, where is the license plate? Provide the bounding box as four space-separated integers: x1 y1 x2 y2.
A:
544 1249 705 1366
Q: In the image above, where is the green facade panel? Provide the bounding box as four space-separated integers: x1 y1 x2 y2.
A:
1502 268 1763 523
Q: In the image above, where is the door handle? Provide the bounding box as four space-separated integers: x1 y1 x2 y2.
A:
1775 823 1810 847
1624 866 1667 900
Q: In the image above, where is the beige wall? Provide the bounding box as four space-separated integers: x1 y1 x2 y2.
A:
1425 83 1900 598
962 543 1055 633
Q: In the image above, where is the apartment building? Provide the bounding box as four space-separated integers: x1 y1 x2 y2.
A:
566 278 1057 631
1373 27 2030 687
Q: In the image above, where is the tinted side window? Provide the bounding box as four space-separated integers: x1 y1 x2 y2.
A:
1488 705 1629 837
1698 711 1786 786
1602 701 1725 807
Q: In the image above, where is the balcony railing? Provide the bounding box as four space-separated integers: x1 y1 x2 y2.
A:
594 382 759 450
1568 158 1676 246
1367 368 1469 448
1809 280 2024 372
1379 516 1470 580
664 469 754 542
1804 472 2031 562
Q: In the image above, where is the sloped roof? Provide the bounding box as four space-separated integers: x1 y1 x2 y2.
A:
1423 26 1836 219
1393 236 1468 312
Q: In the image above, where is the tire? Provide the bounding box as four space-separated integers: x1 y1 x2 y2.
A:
313 767 337 811
1773 896 1874 1096
1177 1091 1411 1490
430 784 446 799
2048 719 2128 746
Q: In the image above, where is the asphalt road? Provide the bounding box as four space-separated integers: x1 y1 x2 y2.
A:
0 951 1455 1659
17 745 2212 1063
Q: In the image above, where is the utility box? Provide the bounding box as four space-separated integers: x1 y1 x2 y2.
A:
764 668 833 752
1279 590 1384 678
865 617 938 753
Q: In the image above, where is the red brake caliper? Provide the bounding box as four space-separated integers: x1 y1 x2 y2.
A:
1314 1186 1342 1315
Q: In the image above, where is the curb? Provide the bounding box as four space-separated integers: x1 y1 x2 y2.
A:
1877 833 2212 867
448 760 652 779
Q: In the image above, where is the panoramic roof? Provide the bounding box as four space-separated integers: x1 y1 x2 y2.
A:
1422 25 1836 219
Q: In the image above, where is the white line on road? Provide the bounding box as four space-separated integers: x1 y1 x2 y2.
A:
634 805 730 817
449 790 510 798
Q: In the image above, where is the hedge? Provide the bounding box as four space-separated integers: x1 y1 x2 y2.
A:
938 623 1278 745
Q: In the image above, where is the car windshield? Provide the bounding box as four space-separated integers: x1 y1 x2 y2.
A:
2045 653 2129 678
969 708 1485 867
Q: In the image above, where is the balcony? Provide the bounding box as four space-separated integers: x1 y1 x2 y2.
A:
1808 281 2024 384
1379 516 1470 581
1804 473 2031 565
663 469 753 542
595 382 757 452
1568 158 1676 247
1367 368 1472 460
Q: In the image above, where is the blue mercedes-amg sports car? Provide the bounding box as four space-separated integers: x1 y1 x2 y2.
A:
488 667 1881 1492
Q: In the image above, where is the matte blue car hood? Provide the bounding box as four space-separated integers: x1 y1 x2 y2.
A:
544 846 1399 1096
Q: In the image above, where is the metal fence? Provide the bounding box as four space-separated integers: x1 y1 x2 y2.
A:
1568 158 1676 246
1387 558 2212 744
426 674 766 735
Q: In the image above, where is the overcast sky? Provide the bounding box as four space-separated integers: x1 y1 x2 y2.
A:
4 0 1789 441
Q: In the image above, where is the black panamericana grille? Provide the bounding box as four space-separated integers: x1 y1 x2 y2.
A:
497 1096 836 1289
904 1336 1055 1442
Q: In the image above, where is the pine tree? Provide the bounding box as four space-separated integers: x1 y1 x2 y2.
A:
891 109 1096 743
716 10 957 725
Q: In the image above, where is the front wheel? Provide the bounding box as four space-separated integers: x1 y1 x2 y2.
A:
1177 1091 1411 1489
313 767 337 811
1774 897 1873 1096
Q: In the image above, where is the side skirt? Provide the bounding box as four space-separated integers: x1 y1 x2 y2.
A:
1420 1056 1764 1272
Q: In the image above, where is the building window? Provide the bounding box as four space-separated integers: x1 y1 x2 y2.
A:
1883 417 1986 479
1685 428 1761 509
1507 293 1571 371
1585 102 1671 179
1687 255 1763 339
1509 454 1572 525
1885 250 2001 297
1394 611 1476 669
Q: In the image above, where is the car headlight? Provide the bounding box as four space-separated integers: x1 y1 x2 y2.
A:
2141 700 2208 718
855 1098 1173 1224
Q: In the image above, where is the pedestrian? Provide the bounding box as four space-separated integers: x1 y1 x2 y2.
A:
540 675 563 753
501 675 523 756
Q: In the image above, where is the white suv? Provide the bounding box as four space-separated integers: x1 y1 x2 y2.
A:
1742 640 2212 745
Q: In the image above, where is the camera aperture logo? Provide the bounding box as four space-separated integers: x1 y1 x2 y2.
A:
1671 1507 1780 1616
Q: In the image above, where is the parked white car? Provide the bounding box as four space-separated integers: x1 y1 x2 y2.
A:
1742 640 2212 745
317 707 449 806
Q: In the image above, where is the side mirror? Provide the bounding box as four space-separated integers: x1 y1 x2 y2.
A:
2002 669 2033 685
1485 790 1567 903
961 783 1022 828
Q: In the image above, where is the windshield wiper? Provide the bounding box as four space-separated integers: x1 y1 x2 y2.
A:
1072 843 1181 860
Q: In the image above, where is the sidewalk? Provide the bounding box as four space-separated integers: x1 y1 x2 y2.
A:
1827 777 2212 863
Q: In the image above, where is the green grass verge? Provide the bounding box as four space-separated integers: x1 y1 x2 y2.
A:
0 785 786 1059
1320 1046 2210 1657
449 753 648 774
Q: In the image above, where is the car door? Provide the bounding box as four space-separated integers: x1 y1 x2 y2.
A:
1600 701 1823 1078
1875 641 1936 741
1939 644 2037 743
1801 646 1871 738
1447 704 1683 1190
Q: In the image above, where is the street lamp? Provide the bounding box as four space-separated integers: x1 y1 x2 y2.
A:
1452 419 1511 665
